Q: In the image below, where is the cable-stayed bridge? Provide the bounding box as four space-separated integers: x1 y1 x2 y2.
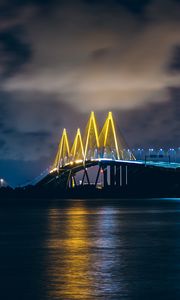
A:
51 111 134 173
36 112 180 197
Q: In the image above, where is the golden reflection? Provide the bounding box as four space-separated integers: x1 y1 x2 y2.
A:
46 203 94 300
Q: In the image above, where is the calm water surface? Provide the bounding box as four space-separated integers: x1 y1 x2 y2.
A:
0 198 180 300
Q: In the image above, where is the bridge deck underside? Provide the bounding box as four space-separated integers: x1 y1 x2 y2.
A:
37 159 180 197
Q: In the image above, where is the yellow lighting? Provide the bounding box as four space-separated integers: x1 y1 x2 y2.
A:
49 167 57 174
51 128 71 169
108 112 120 159
46 204 93 299
71 128 84 161
99 111 120 159
84 111 99 159
75 159 83 164
51 111 135 168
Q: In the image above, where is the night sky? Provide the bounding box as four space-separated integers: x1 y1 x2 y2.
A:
0 0 180 186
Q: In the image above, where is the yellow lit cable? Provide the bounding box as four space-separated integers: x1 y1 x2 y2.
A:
71 128 84 160
84 113 92 159
85 111 100 159
109 112 120 159
104 120 109 147
52 130 64 169
64 129 70 156
78 128 85 159
92 113 100 147
72 131 78 157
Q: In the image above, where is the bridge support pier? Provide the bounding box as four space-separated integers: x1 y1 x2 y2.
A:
69 176 73 188
81 168 90 185
125 165 128 185
110 165 115 186
116 165 120 187
65 161 129 189
103 167 108 188
68 174 76 188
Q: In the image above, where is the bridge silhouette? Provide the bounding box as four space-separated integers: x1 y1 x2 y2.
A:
36 111 180 196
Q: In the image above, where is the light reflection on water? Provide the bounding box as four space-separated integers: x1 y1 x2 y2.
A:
44 200 180 300
46 204 127 299
47 204 92 299
0 199 180 300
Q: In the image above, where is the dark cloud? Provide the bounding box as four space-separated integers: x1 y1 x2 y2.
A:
90 47 110 61
115 87 180 148
0 28 31 77
92 0 152 14
168 45 180 73
0 91 83 161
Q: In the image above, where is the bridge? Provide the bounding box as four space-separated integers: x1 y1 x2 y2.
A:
44 111 135 189
36 112 180 197
51 111 134 171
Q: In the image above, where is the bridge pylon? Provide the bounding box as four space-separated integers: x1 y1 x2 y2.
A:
71 128 84 161
52 128 70 171
99 111 122 159
83 111 100 160
50 111 135 174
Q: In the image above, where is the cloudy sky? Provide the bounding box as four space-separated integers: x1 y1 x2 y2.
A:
0 0 180 186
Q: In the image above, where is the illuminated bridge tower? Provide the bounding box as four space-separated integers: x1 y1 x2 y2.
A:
83 111 99 160
47 111 135 190
99 111 121 160
52 128 70 171
71 128 84 162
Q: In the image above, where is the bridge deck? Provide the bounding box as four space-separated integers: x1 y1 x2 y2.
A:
35 157 180 193
90 158 180 170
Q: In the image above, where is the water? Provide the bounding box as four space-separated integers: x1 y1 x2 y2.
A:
0 198 180 300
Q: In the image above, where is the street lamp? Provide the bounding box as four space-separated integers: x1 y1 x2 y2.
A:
0 178 4 187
